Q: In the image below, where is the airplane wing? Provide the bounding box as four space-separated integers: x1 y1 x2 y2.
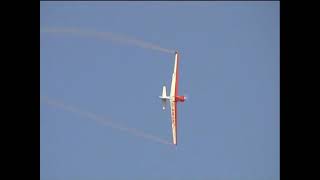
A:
170 99 177 145
169 52 179 145
170 52 178 97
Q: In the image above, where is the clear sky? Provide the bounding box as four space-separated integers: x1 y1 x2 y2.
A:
40 2 279 180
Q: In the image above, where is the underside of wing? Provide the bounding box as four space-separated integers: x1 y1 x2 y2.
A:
170 100 177 145
170 53 178 97
170 73 176 97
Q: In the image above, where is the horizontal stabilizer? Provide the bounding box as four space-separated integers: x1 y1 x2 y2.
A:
159 86 169 110
162 86 167 97
162 99 167 110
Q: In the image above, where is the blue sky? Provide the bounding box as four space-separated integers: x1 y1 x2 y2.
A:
40 2 279 180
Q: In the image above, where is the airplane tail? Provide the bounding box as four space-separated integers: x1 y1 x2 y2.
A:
159 85 169 110
162 85 167 97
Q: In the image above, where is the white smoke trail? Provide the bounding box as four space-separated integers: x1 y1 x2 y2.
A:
41 96 172 146
40 27 175 54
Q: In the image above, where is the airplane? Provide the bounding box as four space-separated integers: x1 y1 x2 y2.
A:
159 51 186 145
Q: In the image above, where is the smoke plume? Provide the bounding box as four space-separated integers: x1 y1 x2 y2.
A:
41 96 172 146
41 27 175 54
